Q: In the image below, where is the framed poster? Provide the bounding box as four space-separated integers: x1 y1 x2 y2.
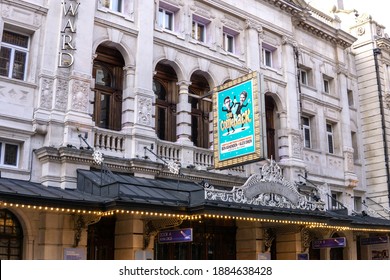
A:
213 72 265 169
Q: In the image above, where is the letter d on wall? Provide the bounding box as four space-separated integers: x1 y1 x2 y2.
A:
58 52 74 68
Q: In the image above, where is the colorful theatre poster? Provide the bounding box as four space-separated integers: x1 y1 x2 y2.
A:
213 72 265 169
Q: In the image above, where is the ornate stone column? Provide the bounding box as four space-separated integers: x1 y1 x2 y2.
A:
122 65 136 131
245 19 262 71
337 64 358 190
176 80 193 144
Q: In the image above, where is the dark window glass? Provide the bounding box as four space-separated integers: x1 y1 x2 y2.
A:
4 144 18 166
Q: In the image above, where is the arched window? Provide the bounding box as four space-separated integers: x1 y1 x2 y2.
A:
92 45 124 131
265 95 276 159
0 209 23 260
153 63 178 142
189 72 211 149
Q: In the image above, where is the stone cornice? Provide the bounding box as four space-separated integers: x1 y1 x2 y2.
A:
0 0 48 15
261 0 303 16
294 17 356 49
376 38 390 52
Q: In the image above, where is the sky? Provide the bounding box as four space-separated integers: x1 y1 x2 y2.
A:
308 0 390 31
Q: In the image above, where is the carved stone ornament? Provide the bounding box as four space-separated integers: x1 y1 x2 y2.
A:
357 27 365 36
263 228 275 251
71 80 90 112
40 78 54 109
385 94 390 110
92 150 104 165
205 159 325 211
138 96 152 126
73 214 101 247
55 79 69 111
245 19 262 32
292 135 303 158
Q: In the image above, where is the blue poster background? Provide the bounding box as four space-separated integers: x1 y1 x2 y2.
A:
217 79 255 161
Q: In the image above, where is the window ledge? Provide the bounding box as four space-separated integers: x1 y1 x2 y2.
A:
300 84 316 91
97 7 134 22
260 65 283 76
0 76 37 89
154 27 185 40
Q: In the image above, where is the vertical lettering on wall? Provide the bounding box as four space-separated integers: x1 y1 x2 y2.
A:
59 1 80 68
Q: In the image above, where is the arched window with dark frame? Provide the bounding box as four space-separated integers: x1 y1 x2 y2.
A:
92 45 124 131
189 72 211 149
0 209 23 260
265 95 276 159
153 63 178 142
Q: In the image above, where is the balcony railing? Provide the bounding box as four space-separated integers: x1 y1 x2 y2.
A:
92 127 247 176
94 129 125 153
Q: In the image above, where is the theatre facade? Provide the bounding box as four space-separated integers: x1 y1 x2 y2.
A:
0 0 390 260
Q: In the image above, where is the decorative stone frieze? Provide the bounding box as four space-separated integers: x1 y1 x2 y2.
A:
40 78 54 109
55 79 69 111
71 80 90 112
205 159 325 211
281 35 298 48
292 134 303 159
137 96 153 126
245 19 262 33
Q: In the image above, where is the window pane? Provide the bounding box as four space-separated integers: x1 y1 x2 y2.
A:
12 51 26 80
112 0 122 12
192 115 199 146
265 50 272 67
99 94 110 129
300 70 307 85
192 22 196 39
302 117 309 126
157 107 166 140
163 11 173 30
158 9 164 28
153 80 166 100
2 31 28 48
197 24 205 42
0 47 11 77
224 34 234 52
4 144 18 166
323 80 329 93
304 128 311 148
328 135 334 153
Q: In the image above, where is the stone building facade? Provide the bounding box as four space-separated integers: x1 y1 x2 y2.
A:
0 0 389 260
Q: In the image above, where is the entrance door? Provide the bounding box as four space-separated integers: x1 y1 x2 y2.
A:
0 209 23 260
155 219 236 260
87 216 115 260
330 233 344 260
330 247 344 260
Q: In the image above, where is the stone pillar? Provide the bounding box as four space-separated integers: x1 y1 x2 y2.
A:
114 215 144 260
236 221 263 260
277 111 289 159
337 65 358 190
176 81 193 144
37 212 77 260
279 37 306 178
122 65 136 131
276 232 302 260
131 0 155 139
245 19 262 71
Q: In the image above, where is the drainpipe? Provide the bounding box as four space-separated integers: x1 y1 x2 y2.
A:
373 48 390 207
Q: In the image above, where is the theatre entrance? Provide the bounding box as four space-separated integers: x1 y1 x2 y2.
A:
154 218 236 260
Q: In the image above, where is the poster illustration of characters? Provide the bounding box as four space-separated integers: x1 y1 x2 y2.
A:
217 79 255 162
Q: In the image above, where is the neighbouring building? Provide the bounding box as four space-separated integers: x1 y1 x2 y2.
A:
0 0 390 260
